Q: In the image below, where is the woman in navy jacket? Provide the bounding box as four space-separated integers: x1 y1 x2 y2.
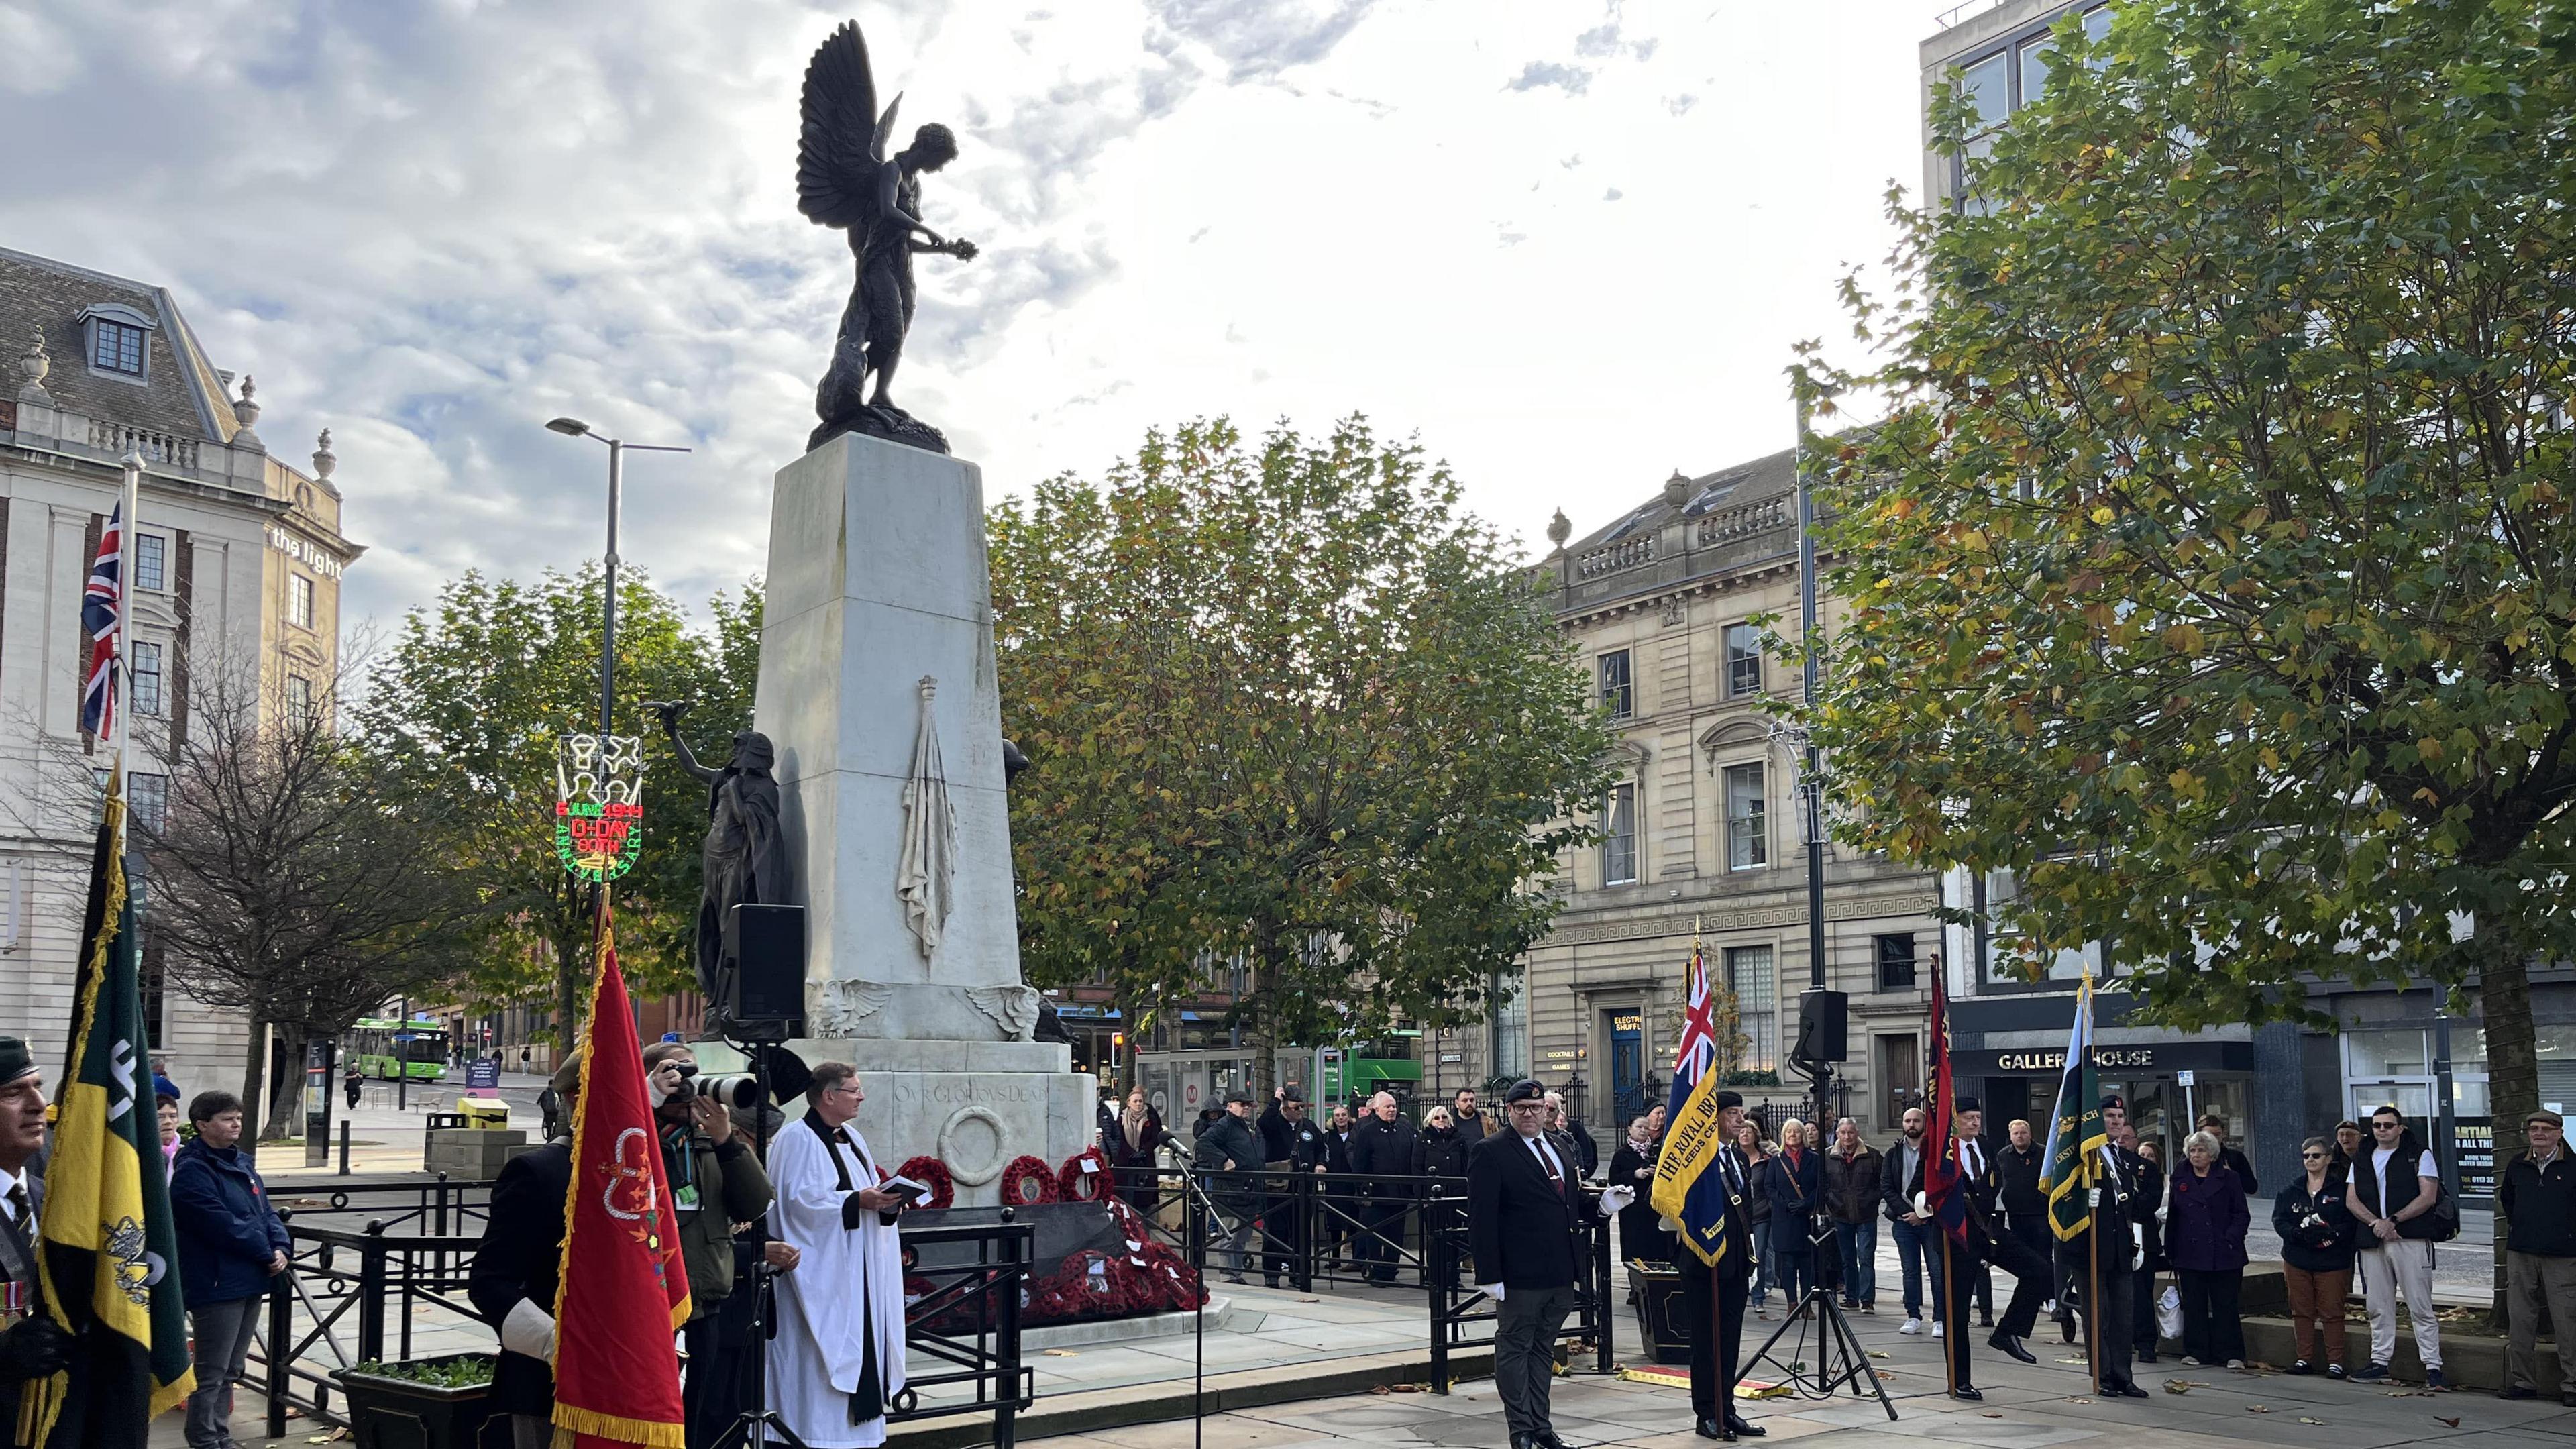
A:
2167 1130 2252 1368
1763 1120 1825 1306
169 1091 292 1449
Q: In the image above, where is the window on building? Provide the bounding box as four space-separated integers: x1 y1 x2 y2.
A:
1723 763 1767 870
1599 649 1632 719
1727 945 1777 1073
1725 623 1762 697
286 675 314 730
92 319 146 376
1602 782 1639 885
130 773 168 833
1491 979 1530 1079
130 640 163 718
289 573 314 628
1875 933 1918 992
134 533 166 593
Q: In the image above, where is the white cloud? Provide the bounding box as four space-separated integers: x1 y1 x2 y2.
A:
0 0 1934 635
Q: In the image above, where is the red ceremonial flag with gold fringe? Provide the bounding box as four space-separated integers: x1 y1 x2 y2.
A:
549 902 691 1449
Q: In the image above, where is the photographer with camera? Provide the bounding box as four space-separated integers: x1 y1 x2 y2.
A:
642 1042 775 1449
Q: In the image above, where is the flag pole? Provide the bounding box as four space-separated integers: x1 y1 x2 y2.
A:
114 450 142 782
1939 1232 1955 1397
2086 1212 2101 1395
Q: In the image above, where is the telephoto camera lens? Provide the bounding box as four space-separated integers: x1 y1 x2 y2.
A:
694 1072 763 1112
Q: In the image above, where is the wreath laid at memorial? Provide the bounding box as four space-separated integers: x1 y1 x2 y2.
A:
893 1155 957 1210
1057 1147 1113 1203
998 1155 1059 1206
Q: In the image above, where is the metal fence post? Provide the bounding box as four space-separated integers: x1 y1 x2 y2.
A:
338 1120 351 1175
1592 1201 1615 1373
265 1245 295 1436
1000 1212 1026 1449
357 1221 388 1365
1427 1185 1450 1394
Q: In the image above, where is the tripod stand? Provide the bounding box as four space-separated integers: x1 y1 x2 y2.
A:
1739 1219 1898 1421
709 1030 810 1449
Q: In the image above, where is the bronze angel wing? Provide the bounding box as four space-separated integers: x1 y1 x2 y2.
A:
797 20 887 229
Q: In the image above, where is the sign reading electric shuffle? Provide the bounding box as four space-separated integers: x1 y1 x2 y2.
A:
556 733 646 882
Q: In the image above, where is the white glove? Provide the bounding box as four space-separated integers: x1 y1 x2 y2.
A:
1598 1185 1637 1216
501 1297 557 1364
647 1063 680 1109
1913 1191 1929 1218
1478 1281 1505 1303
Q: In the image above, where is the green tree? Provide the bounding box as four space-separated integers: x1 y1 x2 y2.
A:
1796 0 2576 1293
358 566 756 1041
989 417 1617 1093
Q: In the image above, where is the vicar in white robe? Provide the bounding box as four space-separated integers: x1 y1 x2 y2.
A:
766 1062 912 1449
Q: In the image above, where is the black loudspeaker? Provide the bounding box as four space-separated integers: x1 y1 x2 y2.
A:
1794 989 1849 1064
722 904 808 1028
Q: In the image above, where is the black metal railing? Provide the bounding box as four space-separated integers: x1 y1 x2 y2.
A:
249 1187 1031 1448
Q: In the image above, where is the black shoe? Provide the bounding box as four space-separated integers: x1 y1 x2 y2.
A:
1511 1435 1538 1449
2137 1350 2158 1365
2500 1385 2536 1401
1535 1433 1570 1449
1723 1413 1766 1438
2109 1383 2149 1399
1981 1315 1995 1328
2060 1319 2077 1344
1694 1418 1727 1441
1989 1331 2037 1365
1951 1387 1984 1402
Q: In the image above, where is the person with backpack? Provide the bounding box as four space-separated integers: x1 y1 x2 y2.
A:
2345 1104 2447 1387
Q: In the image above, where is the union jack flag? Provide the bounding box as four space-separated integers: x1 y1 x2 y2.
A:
80 502 123 739
1673 937 1717 1087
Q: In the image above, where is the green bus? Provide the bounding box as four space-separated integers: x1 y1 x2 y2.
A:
346 1018 451 1081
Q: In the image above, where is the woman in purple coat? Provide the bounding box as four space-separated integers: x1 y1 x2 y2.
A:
2167 1129 2252 1367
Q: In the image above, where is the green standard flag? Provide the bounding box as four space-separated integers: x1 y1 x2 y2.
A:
25 786 196 1449
2039 974 2105 1242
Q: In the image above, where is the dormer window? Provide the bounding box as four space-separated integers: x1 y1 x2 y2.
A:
77 303 158 384
93 319 144 375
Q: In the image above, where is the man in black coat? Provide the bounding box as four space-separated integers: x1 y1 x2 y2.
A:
1996 1118 2069 1341
1197 1091 1265 1285
1906 1097 2052 1400
1260 1087 1326 1287
469 1057 580 1449
1316 1104 1358 1263
1350 1092 1419 1284
1676 1089 1765 1442
2059 1095 2155 1399
1469 1081 1629 1449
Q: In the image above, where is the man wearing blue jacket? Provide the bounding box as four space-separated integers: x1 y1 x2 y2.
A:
170 1091 293 1449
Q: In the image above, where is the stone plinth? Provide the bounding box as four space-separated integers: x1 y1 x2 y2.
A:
754 431 1033 1040
745 433 1093 1198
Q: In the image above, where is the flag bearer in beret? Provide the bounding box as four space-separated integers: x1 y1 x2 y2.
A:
0 1038 74 1434
1676 1089 1764 1441
1907 1095 2053 1399
2060 1095 2155 1399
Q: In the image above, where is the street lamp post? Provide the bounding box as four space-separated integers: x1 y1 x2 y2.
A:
543 418 691 1042
545 419 692 735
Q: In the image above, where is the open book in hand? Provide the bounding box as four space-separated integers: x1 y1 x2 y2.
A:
881 1175 934 1207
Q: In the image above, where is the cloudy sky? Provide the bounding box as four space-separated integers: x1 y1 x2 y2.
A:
0 0 1941 633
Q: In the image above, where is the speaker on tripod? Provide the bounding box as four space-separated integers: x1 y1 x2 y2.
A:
720 904 808 1038
1792 989 1847 1065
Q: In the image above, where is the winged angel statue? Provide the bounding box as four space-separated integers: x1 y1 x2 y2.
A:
798 20 979 455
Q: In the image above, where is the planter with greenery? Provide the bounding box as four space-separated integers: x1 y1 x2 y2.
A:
333 1353 496 1449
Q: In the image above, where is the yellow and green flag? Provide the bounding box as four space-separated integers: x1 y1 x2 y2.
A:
2039 974 2106 1242
23 786 195 1449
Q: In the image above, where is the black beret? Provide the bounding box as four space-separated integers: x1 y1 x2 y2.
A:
1503 1079 1546 1104
1712 1090 1745 1112
1953 1095 1982 1114
2100 1094 2126 1113
0 1036 30 1090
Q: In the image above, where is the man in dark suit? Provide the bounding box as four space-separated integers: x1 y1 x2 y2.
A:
1679 1090 1764 1441
0 1038 73 1436
1907 1097 2052 1400
469 1057 580 1449
1470 1081 1628 1449
1351 1092 1419 1284
2059 1095 2153 1399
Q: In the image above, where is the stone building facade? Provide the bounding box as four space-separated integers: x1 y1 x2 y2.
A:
1489 448 1938 1136
0 244 358 1102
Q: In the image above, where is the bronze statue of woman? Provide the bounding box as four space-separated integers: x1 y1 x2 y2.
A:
654 700 790 1002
